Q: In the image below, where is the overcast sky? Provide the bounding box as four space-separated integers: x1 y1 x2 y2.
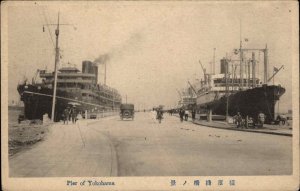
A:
5 1 297 111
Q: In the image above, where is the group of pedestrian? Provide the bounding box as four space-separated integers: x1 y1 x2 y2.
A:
234 111 265 128
62 106 78 124
178 108 196 122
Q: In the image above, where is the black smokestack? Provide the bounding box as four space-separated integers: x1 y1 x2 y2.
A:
82 60 99 84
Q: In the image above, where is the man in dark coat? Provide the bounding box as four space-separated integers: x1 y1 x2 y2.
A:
191 108 196 122
70 107 77 124
236 112 242 128
179 108 184 122
63 108 69 124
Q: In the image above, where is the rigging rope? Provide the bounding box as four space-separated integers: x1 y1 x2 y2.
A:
42 8 56 49
35 4 55 49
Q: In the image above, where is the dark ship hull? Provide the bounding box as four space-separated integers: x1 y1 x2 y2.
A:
198 85 285 123
17 84 118 121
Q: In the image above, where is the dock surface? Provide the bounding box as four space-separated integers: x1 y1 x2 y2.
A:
9 112 292 177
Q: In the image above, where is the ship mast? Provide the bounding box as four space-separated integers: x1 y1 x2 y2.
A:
213 48 216 74
51 12 60 122
239 19 244 89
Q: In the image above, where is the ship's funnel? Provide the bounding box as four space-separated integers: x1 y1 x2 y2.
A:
82 60 98 84
220 58 228 74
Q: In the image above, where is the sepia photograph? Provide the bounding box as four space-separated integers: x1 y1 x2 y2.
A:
1 1 299 190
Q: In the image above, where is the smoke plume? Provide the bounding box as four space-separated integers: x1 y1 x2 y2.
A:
94 54 110 64
93 32 143 64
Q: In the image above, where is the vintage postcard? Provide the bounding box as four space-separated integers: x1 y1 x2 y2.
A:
1 1 299 190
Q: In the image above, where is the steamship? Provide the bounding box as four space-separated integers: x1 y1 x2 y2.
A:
17 13 121 121
17 61 122 121
196 45 285 123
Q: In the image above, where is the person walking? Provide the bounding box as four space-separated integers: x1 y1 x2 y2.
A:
191 108 196 122
179 108 184 122
68 108 72 122
63 108 69 124
70 107 77 124
257 111 265 128
156 108 163 123
184 110 189 121
236 112 242 128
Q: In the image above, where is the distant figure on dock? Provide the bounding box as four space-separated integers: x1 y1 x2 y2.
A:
63 108 69 124
156 108 163 123
235 112 242 128
77 112 83 120
191 108 196 122
257 111 265 128
184 110 189 121
68 108 72 121
70 107 77 124
179 109 184 122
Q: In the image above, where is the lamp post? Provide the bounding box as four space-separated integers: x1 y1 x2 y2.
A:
51 13 60 122
48 13 76 122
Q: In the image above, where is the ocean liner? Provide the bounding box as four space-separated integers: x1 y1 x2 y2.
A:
17 14 121 121
196 45 285 123
17 62 122 121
